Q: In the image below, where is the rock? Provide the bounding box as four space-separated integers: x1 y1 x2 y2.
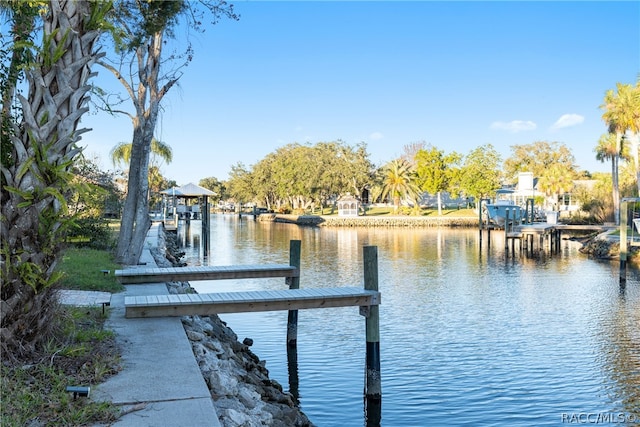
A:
221 408 251 427
209 370 239 396
242 337 253 346
237 387 261 409
186 330 204 341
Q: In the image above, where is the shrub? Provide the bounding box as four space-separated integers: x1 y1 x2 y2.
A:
65 217 114 249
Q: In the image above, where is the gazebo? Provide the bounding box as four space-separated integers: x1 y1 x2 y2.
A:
160 183 216 256
160 183 216 220
337 193 360 217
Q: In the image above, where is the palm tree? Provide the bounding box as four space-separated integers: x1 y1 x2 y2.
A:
596 133 625 224
601 81 640 195
111 138 173 168
1 0 110 361
537 164 575 211
111 138 173 209
379 159 421 212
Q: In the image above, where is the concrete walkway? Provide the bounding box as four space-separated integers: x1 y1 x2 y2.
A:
89 224 221 427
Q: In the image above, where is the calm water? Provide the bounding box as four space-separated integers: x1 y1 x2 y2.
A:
176 215 640 427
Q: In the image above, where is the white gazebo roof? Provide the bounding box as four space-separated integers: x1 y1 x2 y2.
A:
160 183 215 197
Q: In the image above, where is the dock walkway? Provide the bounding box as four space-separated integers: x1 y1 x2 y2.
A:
125 287 380 318
91 224 221 427
115 264 298 284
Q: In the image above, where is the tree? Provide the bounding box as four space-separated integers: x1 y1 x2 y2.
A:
595 132 625 224
1 0 111 361
67 154 121 248
100 1 238 265
70 153 121 219
601 81 640 195
503 141 577 184
226 141 373 214
110 138 173 209
199 176 225 204
226 162 254 207
458 144 502 204
415 145 461 215
537 163 575 211
110 138 173 169
400 141 426 168
1 1 38 168
378 159 421 212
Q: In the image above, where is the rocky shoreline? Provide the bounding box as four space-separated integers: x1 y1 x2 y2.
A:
151 227 314 427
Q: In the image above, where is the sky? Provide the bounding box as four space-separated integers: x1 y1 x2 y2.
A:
77 1 640 185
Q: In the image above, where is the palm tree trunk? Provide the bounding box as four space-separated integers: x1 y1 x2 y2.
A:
612 155 620 225
632 133 640 197
1 0 105 361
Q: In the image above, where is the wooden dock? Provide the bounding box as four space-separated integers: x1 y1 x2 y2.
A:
500 223 615 255
125 287 380 318
115 264 298 284
114 240 382 414
117 239 383 413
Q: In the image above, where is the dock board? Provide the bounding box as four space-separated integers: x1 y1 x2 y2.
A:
125 287 380 318
115 264 298 284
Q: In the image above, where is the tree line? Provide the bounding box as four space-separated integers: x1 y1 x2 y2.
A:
199 140 579 215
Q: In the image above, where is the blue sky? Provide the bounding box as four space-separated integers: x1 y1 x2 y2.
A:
79 1 640 185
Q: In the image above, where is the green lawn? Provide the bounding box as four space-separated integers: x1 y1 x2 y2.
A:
57 247 124 293
348 206 478 217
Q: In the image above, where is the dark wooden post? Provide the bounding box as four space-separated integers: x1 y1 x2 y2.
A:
620 199 628 286
286 337 300 403
504 208 510 253
287 240 301 348
363 246 381 421
203 196 210 257
478 199 484 247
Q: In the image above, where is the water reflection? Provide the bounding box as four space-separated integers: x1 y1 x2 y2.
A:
598 270 640 420
176 215 640 426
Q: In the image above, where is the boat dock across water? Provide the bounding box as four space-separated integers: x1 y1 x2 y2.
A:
505 223 615 254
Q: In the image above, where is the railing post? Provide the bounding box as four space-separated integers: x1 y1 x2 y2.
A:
363 246 381 423
287 240 301 348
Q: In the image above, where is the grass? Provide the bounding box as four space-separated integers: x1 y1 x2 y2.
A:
1 225 125 426
313 205 478 217
361 206 477 217
0 307 121 427
57 247 124 293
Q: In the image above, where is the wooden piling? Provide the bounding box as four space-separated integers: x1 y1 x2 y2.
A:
287 340 300 402
363 246 381 407
202 196 210 257
504 208 510 253
287 240 302 348
620 199 628 286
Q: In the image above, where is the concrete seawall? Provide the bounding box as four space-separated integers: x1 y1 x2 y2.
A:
259 213 478 228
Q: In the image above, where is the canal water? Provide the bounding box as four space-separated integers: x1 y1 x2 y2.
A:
176 215 640 426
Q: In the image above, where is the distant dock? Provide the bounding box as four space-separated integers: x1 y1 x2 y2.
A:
498 223 615 254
